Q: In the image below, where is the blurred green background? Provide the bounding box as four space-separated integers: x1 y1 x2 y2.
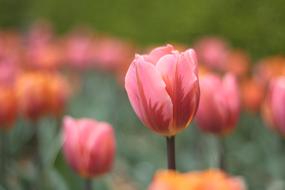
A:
1 0 285 190
1 0 285 58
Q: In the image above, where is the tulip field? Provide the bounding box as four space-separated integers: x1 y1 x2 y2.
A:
1 0 285 189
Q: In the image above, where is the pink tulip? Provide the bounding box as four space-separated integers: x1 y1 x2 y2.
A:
92 37 133 71
264 77 285 134
125 44 200 136
62 116 116 178
196 73 240 135
194 37 229 71
63 31 94 69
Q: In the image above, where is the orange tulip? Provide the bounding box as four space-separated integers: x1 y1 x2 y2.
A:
226 50 250 79
0 86 17 129
240 77 265 113
46 73 71 117
255 56 285 85
149 169 246 190
16 72 49 120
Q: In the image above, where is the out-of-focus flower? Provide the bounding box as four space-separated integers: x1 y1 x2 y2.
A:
62 116 116 178
63 30 94 69
148 169 246 190
27 44 62 69
0 31 22 86
125 44 200 136
226 50 250 79
240 77 265 113
93 36 134 71
47 73 71 117
255 56 285 85
196 74 240 135
25 41 63 70
0 56 20 87
263 76 285 135
25 21 63 69
194 37 229 71
0 86 17 129
27 20 54 45
16 72 49 120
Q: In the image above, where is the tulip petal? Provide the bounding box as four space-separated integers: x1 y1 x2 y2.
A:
63 116 81 172
156 49 199 130
89 123 115 175
271 78 285 132
196 75 228 133
125 56 173 135
144 44 174 64
223 74 240 129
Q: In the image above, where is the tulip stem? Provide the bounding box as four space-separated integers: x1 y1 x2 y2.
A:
0 129 7 188
33 120 44 189
218 137 226 171
35 121 43 172
85 179 92 190
166 136 176 170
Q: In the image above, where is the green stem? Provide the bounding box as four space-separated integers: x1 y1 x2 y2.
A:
218 137 226 171
84 179 92 190
0 129 7 188
33 120 43 190
166 136 176 170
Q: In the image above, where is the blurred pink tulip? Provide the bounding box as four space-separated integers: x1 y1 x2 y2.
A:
25 22 63 69
263 77 285 135
62 116 116 178
93 37 134 71
63 31 94 69
194 37 229 71
125 44 200 136
0 32 21 86
196 73 240 135
0 56 19 86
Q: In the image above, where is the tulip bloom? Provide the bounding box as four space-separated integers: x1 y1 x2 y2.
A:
194 37 229 71
263 77 285 135
226 50 250 79
125 44 200 136
240 77 265 113
16 72 49 121
47 73 70 117
62 116 116 178
93 37 133 71
255 56 285 85
0 87 17 129
196 73 240 135
63 31 94 69
149 169 246 190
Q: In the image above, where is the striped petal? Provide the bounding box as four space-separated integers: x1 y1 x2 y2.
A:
156 49 199 132
125 55 173 135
